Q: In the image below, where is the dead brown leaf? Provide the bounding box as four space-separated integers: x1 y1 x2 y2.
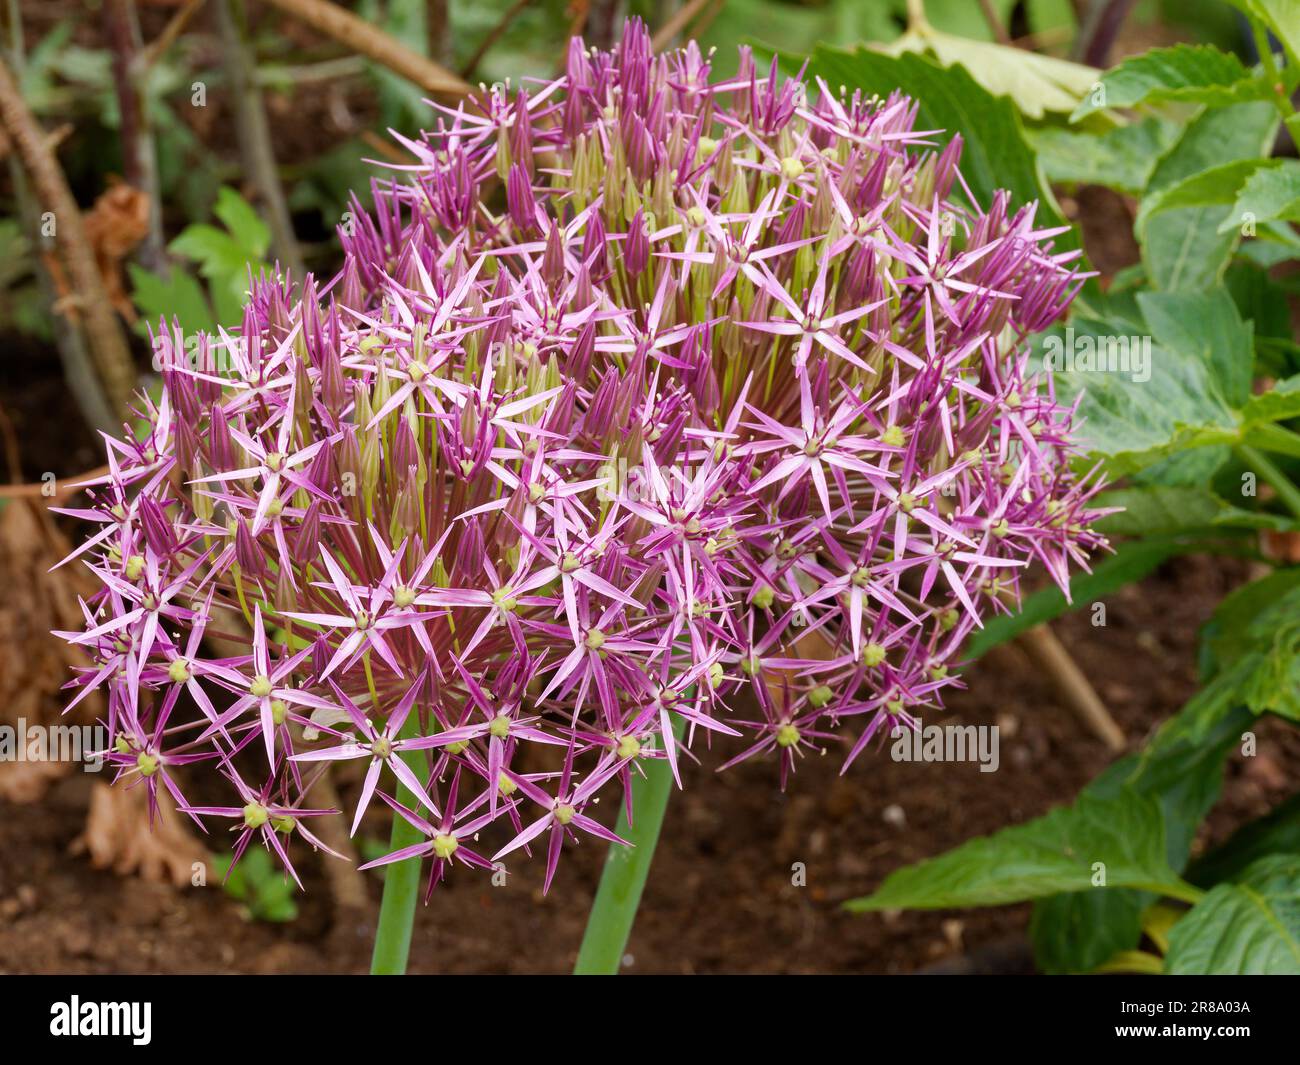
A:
72 782 209 888
0 499 104 807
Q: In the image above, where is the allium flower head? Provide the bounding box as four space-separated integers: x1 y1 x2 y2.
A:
58 20 1106 893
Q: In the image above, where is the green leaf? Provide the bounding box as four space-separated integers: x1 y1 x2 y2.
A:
1095 487 1225 535
1070 43 1268 120
1189 580 1300 722
1030 683 1253 972
127 262 216 337
1133 444 1231 488
1225 261 1296 352
799 46 1062 226
1239 218 1300 268
169 223 250 273
1140 101 1278 290
1094 485 1294 536
1221 158 1300 232
1137 159 1273 234
846 790 1192 911
1034 314 1235 478
963 536 1195 659
163 188 274 330
1037 286 1274 477
1230 0 1300 68
1141 286 1253 406
881 26 1099 119
1241 646 1300 721
1242 373 1300 426
212 186 270 260
1030 890 1147 975
1199 568 1300 680
212 847 299 923
1198 569 1300 720
1188 793 1300 887
1131 693 1256 864
253 897 300 923
1165 855 1300 974
1027 118 1180 196
168 224 262 327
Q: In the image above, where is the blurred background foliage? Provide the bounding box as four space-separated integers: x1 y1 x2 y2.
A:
0 0 1263 351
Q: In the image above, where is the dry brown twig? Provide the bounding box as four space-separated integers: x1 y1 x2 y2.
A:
214 0 305 280
0 58 137 415
263 0 472 96
0 463 111 501
977 0 1012 45
1015 623 1126 752
651 0 717 52
460 0 531 81
0 119 70 161
139 0 208 71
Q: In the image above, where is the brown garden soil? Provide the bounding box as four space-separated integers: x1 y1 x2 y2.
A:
2 532 1297 974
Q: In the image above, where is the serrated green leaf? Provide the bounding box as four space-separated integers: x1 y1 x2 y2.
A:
1030 889 1147 974
1094 487 1226 535
127 262 216 337
1140 101 1278 290
1242 373 1300 425
1241 644 1300 720
1140 286 1253 406
212 186 271 260
1239 218 1300 268
1220 158 1300 233
1033 309 1239 478
1030 682 1253 972
846 790 1191 911
881 26 1098 118
1094 485 1294 536
1200 568 1300 680
1028 118 1180 195
1137 159 1274 234
1133 444 1231 488
1188 793 1300 888
1165 855 1300 974
1071 43 1268 120
1036 286 1272 477
1230 0 1300 68
1193 576 1300 720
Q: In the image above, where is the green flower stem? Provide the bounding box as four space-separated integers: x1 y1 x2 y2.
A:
370 711 429 975
1238 444 1300 520
574 715 686 975
1250 16 1297 121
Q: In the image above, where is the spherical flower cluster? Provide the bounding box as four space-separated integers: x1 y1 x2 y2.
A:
57 20 1106 893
